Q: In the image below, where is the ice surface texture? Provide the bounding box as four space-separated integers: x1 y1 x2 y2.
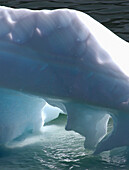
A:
0 6 129 154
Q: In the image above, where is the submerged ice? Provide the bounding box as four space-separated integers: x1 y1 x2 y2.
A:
0 6 129 154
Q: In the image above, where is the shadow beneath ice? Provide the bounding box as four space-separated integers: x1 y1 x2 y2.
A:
0 145 14 158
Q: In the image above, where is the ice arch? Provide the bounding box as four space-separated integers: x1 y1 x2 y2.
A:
0 6 129 154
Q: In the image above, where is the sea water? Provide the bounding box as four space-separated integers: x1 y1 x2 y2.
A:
0 115 128 169
0 0 129 169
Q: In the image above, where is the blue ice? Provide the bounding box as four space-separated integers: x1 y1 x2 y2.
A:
0 6 129 154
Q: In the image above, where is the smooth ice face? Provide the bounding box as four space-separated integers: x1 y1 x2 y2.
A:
0 6 129 110
0 88 45 144
65 102 110 149
0 6 129 154
42 103 64 124
0 88 63 144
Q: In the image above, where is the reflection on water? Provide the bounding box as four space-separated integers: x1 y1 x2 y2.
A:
0 0 129 169
0 115 129 169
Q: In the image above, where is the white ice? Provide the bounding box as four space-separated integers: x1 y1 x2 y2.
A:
0 6 129 154
42 103 64 125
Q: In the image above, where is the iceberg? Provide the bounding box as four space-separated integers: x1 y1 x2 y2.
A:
0 6 129 154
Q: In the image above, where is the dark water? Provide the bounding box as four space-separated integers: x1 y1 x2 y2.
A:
0 115 129 170
0 0 129 169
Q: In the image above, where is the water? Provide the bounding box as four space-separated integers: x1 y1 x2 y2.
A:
0 115 128 170
0 0 129 169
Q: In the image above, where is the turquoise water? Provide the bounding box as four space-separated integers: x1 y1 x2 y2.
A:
0 0 129 169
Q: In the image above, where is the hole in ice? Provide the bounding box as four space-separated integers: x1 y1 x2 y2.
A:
6 114 85 149
41 103 64 127
5 103 113 152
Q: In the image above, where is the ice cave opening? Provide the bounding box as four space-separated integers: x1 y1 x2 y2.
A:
0 87 115 154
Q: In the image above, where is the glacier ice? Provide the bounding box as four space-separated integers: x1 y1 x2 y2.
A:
42 103 64 124
0 88 63 144
0 88 45 144
65 102 110 149
0 6 129 154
